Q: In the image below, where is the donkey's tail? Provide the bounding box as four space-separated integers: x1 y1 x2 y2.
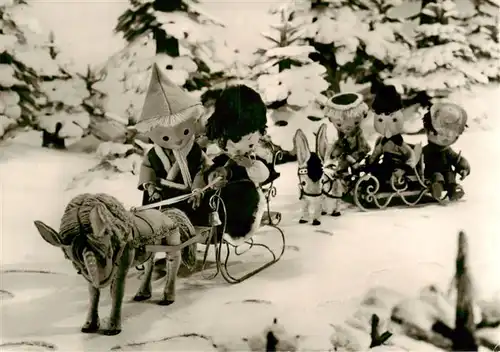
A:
161 207 197 271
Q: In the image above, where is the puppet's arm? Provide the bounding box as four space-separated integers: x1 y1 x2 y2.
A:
191 151 214 190
351 134 371 163
368 137 383 164
246 159 270 185
138 154 159 191
446 148 470 177
401 142 418 168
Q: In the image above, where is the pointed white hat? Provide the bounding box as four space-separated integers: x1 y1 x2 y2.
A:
135 62 202 133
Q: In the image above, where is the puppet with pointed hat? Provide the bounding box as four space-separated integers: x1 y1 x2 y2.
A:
367 85 419 184
422 102 470 201
136 62 212 221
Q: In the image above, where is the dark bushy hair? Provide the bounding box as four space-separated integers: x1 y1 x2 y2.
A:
307 152 323 182
205 85 267 148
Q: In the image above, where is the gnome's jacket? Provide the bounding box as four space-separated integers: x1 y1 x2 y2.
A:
138 143 210 205
370 135 414 165
329 128 370 172
422 142 470 181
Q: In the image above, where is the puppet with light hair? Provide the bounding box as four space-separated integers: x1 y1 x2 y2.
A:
135 62 213 224
33 193 197 335
320 92 371 214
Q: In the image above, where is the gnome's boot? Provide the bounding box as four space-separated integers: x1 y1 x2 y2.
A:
447 183 465 201
430 173 445 200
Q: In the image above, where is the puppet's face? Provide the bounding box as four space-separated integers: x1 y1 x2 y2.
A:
148 118 196 150
225 131 261 157
373 110 404 138
328 114 363 134
427 128 460 147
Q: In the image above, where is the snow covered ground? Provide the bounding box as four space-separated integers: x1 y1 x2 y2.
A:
1 111 500 350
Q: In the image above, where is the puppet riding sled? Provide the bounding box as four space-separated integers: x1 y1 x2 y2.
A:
33 65 285 336
349 86 470 210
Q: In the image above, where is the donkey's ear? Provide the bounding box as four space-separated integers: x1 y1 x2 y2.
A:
293 129 311 166
88 205 107 239
34 221 62 247
316 123 329 162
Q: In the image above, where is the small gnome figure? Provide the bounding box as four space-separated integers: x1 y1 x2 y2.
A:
322 92 371 190
422 102 470 201
135 62 212 223
367 85 419 184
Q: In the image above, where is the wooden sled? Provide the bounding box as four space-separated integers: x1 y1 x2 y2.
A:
134 151 286 284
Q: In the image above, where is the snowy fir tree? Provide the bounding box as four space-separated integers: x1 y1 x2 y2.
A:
94 0 235 126
465 0 500 82
385 0 489 99
33 31 94 148
0 0 41 139
250 2 329 128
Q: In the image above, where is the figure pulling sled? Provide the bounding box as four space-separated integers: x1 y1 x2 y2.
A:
33 65 286 336
318 86 471 212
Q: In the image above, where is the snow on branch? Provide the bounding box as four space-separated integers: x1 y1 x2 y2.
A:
183 0 226 27
265 45 316 59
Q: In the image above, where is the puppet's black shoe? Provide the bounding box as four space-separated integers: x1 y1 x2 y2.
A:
312 219 321 226
299 219 308 224
448 184 464 201
331 211 341 217
321 211 327 215
430 181 444 200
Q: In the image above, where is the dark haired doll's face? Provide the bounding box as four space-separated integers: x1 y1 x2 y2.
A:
225 131 261 157
148 118 196 150
373 110 404 138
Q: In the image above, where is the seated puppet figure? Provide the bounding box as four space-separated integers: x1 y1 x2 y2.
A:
135 63 212 225
422 102 470 201
200 85 280 244
323 92 371 179
367 85 418 184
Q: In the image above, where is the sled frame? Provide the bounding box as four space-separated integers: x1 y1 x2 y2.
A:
352 156 449 211
145 150 286 284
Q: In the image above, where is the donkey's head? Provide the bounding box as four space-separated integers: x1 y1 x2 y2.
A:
293 126 327 196
34 194 133 288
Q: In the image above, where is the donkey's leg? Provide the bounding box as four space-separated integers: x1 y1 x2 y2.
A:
81 283 100 333
159 228 181 306
330 198 341 217
299 198 310 224
311 198 322 226
133 256 154 301
104 246 134 336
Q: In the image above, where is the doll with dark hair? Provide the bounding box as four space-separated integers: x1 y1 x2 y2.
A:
367 85 418 184
199 85 280 243
422 103 470 201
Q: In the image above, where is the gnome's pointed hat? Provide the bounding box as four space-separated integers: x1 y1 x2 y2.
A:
322 92 368 122
372 85 403 115
135 62 201 133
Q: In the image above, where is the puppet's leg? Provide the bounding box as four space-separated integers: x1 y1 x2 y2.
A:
299 198 310 224
160 228 181 306
445 171 464 201
430 172 445 200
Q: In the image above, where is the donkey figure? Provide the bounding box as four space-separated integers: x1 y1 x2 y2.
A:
33 193 196 336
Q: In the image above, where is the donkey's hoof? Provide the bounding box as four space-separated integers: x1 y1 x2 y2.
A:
81 321 99 333
321 211 327 215
133 292 152 302
312 219 321 226
158 299 175 306
331 211 341 217
299 219 308 224
101 329 121 336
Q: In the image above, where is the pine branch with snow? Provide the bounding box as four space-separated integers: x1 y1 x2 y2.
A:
0 0 43 139
386 0 489 99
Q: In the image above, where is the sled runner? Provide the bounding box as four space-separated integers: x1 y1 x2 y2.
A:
347 147 454 211
133 150 286 284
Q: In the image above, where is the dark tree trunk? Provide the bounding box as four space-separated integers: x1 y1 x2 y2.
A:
419 0 437 25
309 41 340 93
153 0 181 56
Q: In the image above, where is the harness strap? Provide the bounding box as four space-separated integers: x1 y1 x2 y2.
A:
300 188 322 198
145 230 209 254
322 191 341 199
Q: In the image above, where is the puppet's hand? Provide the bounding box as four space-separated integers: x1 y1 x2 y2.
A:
459 168 470 180
233 155 254 168
188 189 203 209
146 183 161 202
208 167 229 189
